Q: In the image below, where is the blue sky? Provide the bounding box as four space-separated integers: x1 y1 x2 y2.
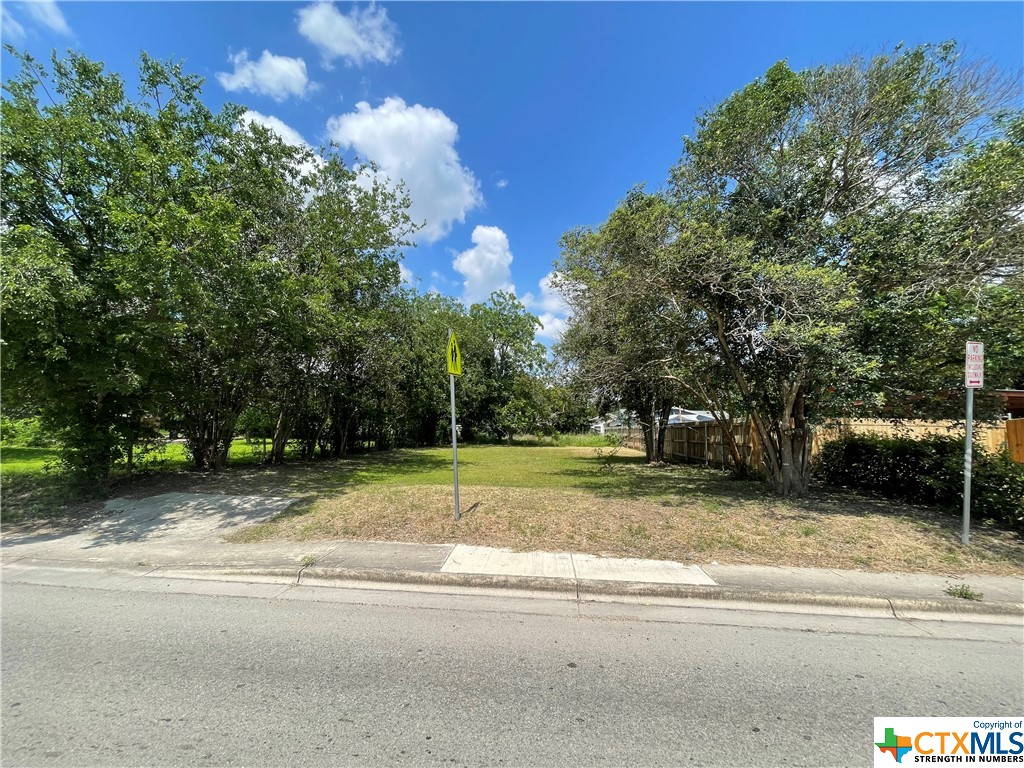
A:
3 1 1022 344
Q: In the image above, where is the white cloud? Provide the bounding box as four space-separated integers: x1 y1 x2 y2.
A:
239 111 322 181
398 262 414 286
3 0 71 39
22 0 70 36
520 271 568 315
241 110 309 149
521 271 568 344
496 178 508 189
327 97 482 243
452 225 516 304
534 313 568 343
297 1 399 68
217 50 312 102
2 7 25 40
429 270 452 286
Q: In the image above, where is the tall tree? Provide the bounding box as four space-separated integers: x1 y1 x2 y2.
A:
555 43 1021 493
469 291 545 442
258 155 415 463
1 49 241 486
663 43 1021 495
555 192 684 464
166 115 312 470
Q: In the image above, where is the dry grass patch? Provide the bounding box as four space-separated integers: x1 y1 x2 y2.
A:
227 447 1023 576
10 441 1015 575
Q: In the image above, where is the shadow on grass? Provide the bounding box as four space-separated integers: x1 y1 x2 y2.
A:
1 448 461 531
0 446 60 466
330 450 458 486
562 453 773 505
788 483 1024 562
10 443 1019 571
0 472 106 531
563 453 1024 550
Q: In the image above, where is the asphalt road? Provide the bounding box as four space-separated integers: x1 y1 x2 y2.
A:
2 581 1021 768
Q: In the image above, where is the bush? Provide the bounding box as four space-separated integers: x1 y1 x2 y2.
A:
813 433 1024 533
0 416 57 447
552 432 620 448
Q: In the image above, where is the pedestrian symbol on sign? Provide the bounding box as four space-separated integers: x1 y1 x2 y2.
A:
447 332 462 376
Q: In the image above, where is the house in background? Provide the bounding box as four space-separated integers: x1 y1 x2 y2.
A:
667 408 719 425
593 407 724 433
996 390 1024 419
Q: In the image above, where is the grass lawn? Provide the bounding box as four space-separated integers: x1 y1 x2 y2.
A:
224 444 1022 576
1 446 62 476
3 441 1021 575
0 440 268 522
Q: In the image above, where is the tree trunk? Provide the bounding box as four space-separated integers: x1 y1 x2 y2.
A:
792 389 811 495
184 412 222 471
750 410 782 492
757 379 811 497
654 403 671 463
216 433 232 469
334 416 351 457
641 421 655 463
269 408 292 465
717 417 746 476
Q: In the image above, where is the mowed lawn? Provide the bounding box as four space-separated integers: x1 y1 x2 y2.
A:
219 444 1023 576
2 441 1020 574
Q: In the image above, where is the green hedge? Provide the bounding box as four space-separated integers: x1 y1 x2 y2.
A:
813 433 1024 533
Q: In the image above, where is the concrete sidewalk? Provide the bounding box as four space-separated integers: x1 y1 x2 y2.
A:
2 492 1022 619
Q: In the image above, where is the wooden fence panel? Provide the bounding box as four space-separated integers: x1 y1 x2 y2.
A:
608 417 1014 469
1007 419 1024 464
818 419 1006 455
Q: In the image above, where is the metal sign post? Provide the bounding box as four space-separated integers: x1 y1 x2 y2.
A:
963 341 984 545
447 330 463 521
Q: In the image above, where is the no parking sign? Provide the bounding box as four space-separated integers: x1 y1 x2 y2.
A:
965 341 984 388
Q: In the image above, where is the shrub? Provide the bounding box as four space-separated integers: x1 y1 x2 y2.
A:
0 416 57 447
813 433 1024 533
551 432 620 448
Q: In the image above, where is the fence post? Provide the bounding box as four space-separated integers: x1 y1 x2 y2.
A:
748 419 762 474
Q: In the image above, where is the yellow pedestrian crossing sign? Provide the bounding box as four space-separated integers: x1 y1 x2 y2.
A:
447 332 463 376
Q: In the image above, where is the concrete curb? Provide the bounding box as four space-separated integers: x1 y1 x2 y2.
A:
158 564 1024 618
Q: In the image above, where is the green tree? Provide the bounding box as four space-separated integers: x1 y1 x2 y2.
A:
495 373 553 443
468 291 545 441
165 113 312 470
662 43 1021 495
555 193 684 463
545 378 595 435
257 155 415 463
1 49 241 486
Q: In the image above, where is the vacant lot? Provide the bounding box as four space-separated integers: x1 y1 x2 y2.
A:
3 443 1021 575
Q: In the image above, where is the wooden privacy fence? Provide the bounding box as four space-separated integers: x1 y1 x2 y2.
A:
1007 419 1024 463
816 419 1008 456
607 417 1018 470
606 422 762 470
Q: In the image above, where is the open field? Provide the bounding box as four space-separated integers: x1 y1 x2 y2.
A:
2 442 1021 575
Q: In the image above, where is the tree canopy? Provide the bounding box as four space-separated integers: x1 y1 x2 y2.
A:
1 49 581 489
556 43 1023 494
